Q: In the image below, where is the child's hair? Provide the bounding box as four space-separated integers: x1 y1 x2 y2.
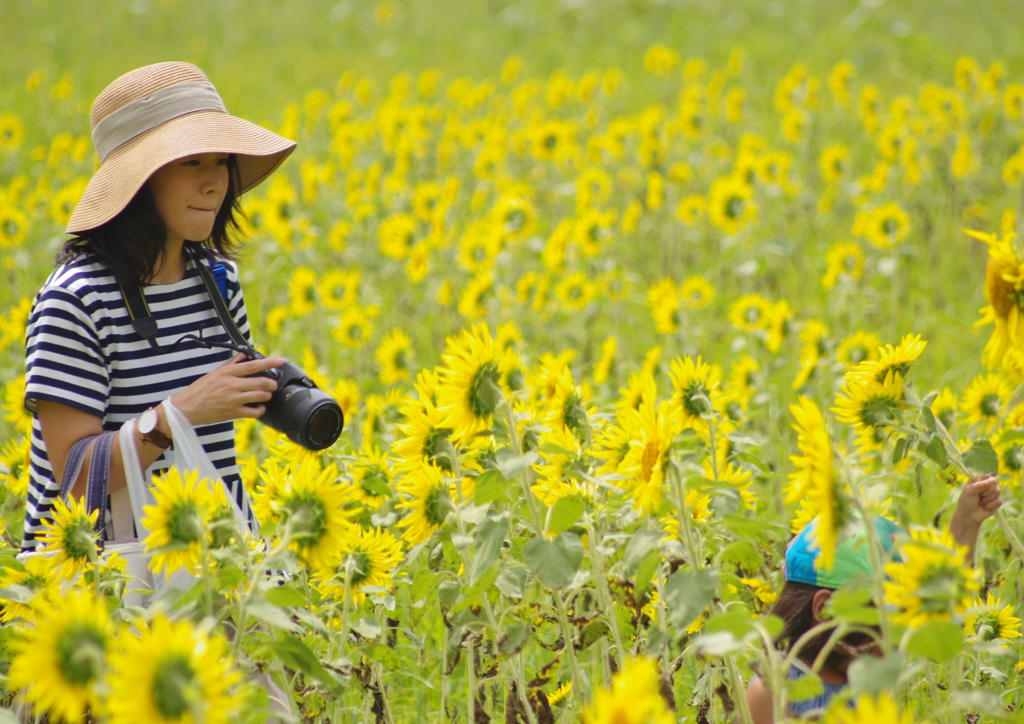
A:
57 155 244 285
770 580 875 673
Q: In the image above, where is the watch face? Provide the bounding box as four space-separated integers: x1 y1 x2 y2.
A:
139 408 158 435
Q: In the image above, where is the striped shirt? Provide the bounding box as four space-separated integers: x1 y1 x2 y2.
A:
22 250 253 552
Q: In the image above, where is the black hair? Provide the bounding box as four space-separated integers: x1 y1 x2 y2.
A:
770 581 875 673
56 155 245 286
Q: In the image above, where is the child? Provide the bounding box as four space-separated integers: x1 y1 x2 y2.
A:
744 476 1001 722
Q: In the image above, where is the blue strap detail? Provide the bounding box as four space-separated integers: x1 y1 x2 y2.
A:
212 262 229 302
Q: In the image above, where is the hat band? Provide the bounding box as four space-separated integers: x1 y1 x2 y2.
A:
92 81 227 162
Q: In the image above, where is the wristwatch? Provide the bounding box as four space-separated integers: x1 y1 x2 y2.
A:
138 406 173 450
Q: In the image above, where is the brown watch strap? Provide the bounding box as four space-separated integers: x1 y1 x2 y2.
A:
140 407 173 450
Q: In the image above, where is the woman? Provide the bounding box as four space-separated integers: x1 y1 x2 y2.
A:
21 61 296 550
744 477 1001 722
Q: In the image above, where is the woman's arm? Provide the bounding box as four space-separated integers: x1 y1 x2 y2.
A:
41 352 284 499
744 675 776 724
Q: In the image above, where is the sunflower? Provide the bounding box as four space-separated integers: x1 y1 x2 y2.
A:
394 392 456 474
554 271 598 311
787 397 841 569
969 229 1024 370
258 458 355 570
375 328 413 385
659 489 713 534
107 615 244 724
582 657 673 724
436 323 504 445
8 591 113 723
961 372 1012 430
396 463 452 545
822 241 865 289
318 269 360 310
884 527 981 628
836 331 881 368
531 424 594 506
492 195 538 242
286 266 318 317
793 320 829 389
668 355 723 432
647 279 681 335
458 219 502 273
823 692 917 724
141 467 217 576
345 445 393 510
617 396 681 515
963 592 1022 646
333 305 375 349
680 276 714 310
725 355 760 412
928 387 960 432
819 145 850 185
458 273 494 320
832 370 905 433
708 176 758 235
312 528 404 606
0 555 66 623
859 333 927 383
379 213 418 260
35 496 100 579
676 194 706 226
858 201 912 249
728 293 773 332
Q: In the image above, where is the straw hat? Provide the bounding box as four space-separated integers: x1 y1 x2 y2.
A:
66 61 296 234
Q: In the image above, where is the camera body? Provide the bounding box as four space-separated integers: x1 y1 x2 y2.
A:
242 349 344 450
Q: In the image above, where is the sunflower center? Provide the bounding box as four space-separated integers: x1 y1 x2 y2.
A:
167 502 204 546
917 563 968 613
640 439 661 481
153 654 198 720
743 306 761 325
882 218 898 236
468 361 502 419
980 393 1002 419
57 624 106 686
423 483 451 526
505 209 526 233
725 195 744 220
846 344 869 365
1004 445 1024 472
423 427 454 472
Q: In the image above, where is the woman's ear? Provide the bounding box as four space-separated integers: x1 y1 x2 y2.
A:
811 588 833 621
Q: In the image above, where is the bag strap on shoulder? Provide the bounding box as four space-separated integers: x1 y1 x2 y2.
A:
188 249 250 350
60 430 118 541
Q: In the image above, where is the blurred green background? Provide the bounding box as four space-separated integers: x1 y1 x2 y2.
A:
4 0 1024 127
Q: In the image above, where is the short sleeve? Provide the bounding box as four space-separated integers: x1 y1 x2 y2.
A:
224 260 255 347
24 286 110 418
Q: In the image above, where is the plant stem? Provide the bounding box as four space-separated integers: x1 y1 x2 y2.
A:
553 592 588 704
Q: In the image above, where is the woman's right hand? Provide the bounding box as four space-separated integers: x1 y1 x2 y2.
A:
169 353 285 427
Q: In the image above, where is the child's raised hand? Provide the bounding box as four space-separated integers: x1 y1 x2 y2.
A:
956 476 1003 524
949 476 1002 558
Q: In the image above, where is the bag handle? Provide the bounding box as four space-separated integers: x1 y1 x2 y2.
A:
60 431 117 539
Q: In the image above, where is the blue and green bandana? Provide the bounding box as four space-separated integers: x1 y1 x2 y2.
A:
784 515 905 590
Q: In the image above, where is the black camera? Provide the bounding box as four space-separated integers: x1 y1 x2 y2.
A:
243 348 344 450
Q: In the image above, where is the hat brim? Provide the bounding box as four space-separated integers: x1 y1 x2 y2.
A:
66 110 296 234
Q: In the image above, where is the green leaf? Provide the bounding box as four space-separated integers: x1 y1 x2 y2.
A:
470 512 509 584
438 581 461 608
244 599 302 634
695 631 745 657
922 435 948 467
497 623 530 656
827 587 879 626
787 672 824 702
411 569 439 603
522 533 584 589
362 641 401 671
0 584 32 604
920 406 938 433
892 436 909 465
453 567 499 612
719 540 762 573
261 636 344 694
704 609 755 640
907 620 964 663
720 514 785 541
848 651 906 697
964 439 999 477
547 494 587 534
582 620 611 649
623 529 661 576
263 585 307 609
495 566 529 599
494 448 539 481
473 469 509 505
633 550 662 605
663 568 718 631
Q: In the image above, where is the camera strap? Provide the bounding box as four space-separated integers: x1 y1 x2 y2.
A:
188 248 250 350
118 280 160 349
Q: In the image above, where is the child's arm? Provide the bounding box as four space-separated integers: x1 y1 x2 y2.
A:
949 476 1002 560
744 675 776 724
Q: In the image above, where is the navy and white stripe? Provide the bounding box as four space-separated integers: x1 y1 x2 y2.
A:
22 251 253 552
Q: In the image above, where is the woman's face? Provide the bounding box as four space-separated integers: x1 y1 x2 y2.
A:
147 152 229 245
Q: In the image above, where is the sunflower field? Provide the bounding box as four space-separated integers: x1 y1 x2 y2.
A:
5 1 1024 722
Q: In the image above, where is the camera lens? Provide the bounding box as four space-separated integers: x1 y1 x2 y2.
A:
306 404 343 449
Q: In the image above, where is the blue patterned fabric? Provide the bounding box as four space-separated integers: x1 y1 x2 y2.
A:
786 664 846 718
